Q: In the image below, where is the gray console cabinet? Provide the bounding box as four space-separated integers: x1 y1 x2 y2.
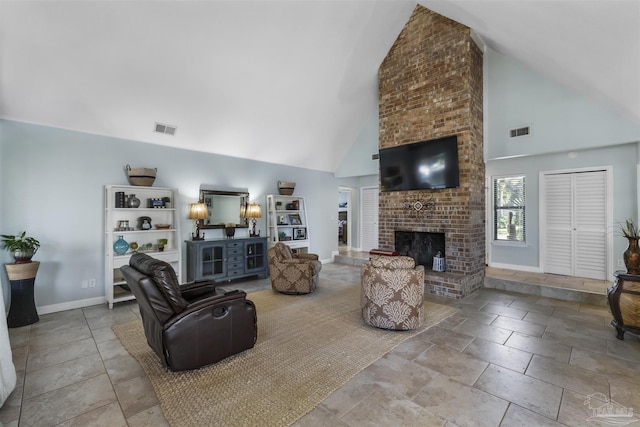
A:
185 237 267 282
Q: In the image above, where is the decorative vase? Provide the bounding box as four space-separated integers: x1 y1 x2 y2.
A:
12 249 34 264
113 235 129 255
127 194 141 208
623 237 640 275
225 227 236 238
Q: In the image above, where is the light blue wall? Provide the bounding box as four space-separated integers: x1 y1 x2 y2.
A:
485 47 640 274
486 48 640 161
335 112 379 178
0 120 338 311
487 143 638 274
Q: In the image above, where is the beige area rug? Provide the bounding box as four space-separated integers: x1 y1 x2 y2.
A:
113 282 457 427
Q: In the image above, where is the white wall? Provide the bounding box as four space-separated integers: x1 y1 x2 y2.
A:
0 120 338 311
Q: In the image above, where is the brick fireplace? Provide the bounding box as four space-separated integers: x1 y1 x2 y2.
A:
378 5 484 299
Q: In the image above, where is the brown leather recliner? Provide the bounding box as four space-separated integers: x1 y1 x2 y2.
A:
120 253 257 371
267 242 321 294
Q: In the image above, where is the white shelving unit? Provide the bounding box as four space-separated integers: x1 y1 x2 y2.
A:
266 194 309 253
104 185 181 309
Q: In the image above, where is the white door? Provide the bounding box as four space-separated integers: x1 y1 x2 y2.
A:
542 170 608 280
361 186 379 252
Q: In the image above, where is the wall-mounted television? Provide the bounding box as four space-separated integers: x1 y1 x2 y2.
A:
379 135 459 192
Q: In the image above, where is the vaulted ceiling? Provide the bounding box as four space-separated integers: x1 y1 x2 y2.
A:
1 1 638 172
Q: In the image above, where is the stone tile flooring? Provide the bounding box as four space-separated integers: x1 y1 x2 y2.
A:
1 262 639 426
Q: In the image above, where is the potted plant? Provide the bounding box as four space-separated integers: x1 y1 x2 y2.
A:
1 231 40 264
618 219 640 274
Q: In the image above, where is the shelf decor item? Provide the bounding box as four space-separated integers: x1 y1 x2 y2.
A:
1 231 40 264
619 219 640 275
138 216 152 230
278 181 295 196
113 235 129 256
126 165 157 187
127 194 141 208
288 214 302 225
115 191 125 208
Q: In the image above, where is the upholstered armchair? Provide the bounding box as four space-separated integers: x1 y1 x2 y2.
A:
361 255 425 330
267 242 322 294
120 253 257 371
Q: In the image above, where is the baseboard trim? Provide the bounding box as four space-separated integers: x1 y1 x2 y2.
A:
37 296 105 315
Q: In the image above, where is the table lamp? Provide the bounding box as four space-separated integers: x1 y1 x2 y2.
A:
188 202 208 240
245 203 262 237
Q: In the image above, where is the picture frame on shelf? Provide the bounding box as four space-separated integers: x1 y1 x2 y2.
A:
288 214 302 225
294 228 306 240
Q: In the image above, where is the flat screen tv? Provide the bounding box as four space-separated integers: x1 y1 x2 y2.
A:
379 135 459 192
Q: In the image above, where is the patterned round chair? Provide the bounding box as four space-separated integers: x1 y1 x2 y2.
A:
267 243 322 294
361 255 425 330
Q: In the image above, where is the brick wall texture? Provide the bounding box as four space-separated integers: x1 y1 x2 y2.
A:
378 5 484 298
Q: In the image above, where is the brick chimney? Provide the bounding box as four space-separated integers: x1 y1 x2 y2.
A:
378 5 484 298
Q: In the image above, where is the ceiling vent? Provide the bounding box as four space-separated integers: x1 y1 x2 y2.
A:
509 126 530 138
154 122 177 136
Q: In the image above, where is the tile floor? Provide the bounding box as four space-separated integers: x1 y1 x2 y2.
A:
1 262 639 427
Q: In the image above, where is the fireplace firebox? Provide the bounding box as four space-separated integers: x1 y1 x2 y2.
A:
395 231 445 270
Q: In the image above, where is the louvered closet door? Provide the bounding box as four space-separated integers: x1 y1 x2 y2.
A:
543 174 573 276
361 187 379 252
543 170 607 280
573 172 607 279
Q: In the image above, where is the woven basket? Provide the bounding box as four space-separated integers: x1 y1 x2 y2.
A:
278 181 295 196
126 165 157 187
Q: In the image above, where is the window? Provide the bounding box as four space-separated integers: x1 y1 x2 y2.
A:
494 176 525 242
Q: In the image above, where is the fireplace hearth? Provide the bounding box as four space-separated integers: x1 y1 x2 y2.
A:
395 231 445 270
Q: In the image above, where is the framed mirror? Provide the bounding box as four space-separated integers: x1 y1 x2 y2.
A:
199 189 249 229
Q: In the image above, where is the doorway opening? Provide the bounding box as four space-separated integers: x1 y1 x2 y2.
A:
338 188 352 249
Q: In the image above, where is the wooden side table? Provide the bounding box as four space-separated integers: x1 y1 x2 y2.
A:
607 271 640 340
4 261 40 328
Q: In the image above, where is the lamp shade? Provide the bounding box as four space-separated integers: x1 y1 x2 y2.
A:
188 202 208 220
245 203 262 219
